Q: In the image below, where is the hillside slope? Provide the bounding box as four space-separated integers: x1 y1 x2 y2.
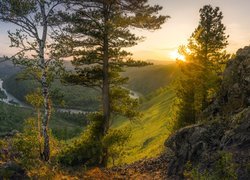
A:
113 88 175 165
0 62 180 162
0 102 87 140
85 46 250 179
0 59 21 79
122 63 179 96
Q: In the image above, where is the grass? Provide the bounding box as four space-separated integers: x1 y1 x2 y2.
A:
112 87 176 165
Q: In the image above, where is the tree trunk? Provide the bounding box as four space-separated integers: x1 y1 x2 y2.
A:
37 108 43 157
39 2 50 161
102 36 110 135
101 4 110 167
41 71 50 161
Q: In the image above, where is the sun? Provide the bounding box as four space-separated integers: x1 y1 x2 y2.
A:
170 50 185 61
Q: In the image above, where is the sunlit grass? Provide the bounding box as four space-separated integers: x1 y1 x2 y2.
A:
113 88 175 165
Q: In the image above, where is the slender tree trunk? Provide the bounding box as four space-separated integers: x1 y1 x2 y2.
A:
101 28 110 167
101 4 110 167
39 2 50 162
37 108 43 156
41 70 50 161
102 32 110 136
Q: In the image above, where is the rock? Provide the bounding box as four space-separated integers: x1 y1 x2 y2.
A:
202 46 250 119
164 46 250 179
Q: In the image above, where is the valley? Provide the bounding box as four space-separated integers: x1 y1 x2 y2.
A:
0 1 249 178
0 60 179 163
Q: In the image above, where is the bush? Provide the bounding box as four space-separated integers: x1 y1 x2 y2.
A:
57 113 103 166
10 118 41 169
58 113 131 167
102 128 130 166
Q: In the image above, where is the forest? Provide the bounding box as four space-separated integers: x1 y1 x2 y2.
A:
0 0 249 179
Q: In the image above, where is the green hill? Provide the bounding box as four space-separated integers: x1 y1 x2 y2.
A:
0 102 88 140
1 62 180 163
0 59 21 79
3 77 100 111
2 63 179 110
122 63 179 96
113 87 176 165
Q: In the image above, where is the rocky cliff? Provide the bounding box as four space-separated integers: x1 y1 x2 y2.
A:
165 46 250 179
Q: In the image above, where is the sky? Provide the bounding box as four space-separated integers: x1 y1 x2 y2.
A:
129 0 250 61
0 0 250 61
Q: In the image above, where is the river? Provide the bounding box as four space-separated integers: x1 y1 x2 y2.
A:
0 78 87 113
0 79 29 107
0 78 140 114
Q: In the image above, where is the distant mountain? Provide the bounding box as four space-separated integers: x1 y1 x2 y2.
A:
0 58 21 79
145 59 176 65
122 63 180 96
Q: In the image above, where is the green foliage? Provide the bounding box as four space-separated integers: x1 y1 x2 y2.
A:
110 87 141 120
0 139 6 161
50 112 88 140
0 118 61 178
58 113 103 166
184 152 237 180
25 88 43 108
213 152 237 179
0 102 33 135
102 129 131 166
58 113 132 167
0 102 87 140
10 118 40 169
175 5 229 128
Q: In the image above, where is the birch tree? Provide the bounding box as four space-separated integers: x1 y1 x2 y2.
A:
0 0 64 161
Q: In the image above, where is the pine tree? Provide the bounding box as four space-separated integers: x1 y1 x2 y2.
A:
54 0 168 165
176 5 229 126
0 0 64 161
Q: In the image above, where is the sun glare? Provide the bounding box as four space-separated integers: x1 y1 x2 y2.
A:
170 50 185 61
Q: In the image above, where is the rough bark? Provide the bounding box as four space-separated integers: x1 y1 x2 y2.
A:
101 3 111 167
39 2 50 161
41 71 50 161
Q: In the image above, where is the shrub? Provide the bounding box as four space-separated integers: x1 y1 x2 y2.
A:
57 113 103 166
102 128 131 166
